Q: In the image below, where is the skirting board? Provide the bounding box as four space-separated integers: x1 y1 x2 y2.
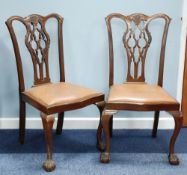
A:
0 117 174 129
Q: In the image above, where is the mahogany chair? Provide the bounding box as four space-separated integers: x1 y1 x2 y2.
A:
6 13 104 172
97 13 183 165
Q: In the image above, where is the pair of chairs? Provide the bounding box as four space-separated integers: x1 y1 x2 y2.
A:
6 13 182 172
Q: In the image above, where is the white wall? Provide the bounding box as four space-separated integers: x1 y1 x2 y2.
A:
0 0 183 120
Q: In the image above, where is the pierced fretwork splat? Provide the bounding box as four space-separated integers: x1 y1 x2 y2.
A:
106 13 171 86
6 13 64 92
123 15 152 82
25 15 50 85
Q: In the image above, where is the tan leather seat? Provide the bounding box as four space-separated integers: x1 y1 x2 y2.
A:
108 83 178 105
23 82 103 108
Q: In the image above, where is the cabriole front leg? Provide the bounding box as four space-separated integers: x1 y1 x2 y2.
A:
40 112 56 172
96 101 105 151
168 111 183 165
100 113 112 163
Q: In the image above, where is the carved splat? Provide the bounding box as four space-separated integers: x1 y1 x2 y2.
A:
25 15 50 85
106 13 171 86
6 14 64 90
123 14 152 81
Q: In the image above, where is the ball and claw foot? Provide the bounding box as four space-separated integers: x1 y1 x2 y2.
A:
100 152 110 163
168 154 179 165
43 159 56 172
96 141 105 152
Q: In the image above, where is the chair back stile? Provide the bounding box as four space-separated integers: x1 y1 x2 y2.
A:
6 13 65 92
105 13 171 87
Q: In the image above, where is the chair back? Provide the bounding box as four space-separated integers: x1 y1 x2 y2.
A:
6 14 65 92
105 13 171 86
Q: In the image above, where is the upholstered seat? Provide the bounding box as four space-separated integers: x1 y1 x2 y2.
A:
108 83 177 105
23 82 103 108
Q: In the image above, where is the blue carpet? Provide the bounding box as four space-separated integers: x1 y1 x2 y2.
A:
0 129 187 174
0 129 187 153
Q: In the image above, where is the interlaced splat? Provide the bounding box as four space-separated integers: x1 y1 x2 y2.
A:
6 13 65 91
106 13 171 86
123 15 152 82
25 15 50 85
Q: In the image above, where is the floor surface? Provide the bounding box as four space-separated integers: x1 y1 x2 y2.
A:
0 129 187 175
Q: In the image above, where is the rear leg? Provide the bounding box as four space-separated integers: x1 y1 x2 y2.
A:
109 115 113 137
56 112 64 135
152 111 160 137
19 100 26 144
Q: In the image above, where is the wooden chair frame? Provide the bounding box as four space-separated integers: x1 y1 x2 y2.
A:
97 13 182 165
182 37 187 126
6 13 104 172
